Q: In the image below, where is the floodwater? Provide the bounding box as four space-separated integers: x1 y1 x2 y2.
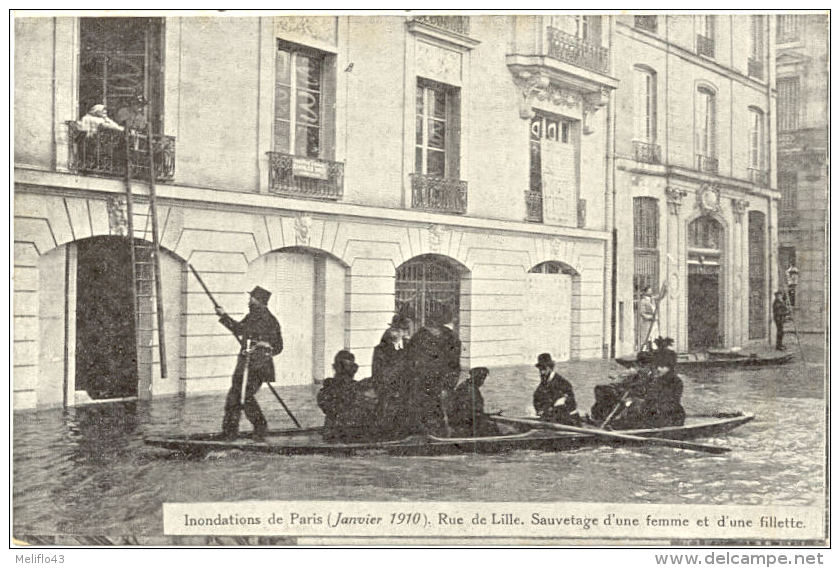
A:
13 337 826 540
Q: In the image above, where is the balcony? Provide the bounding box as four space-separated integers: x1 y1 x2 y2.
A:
410 174 467 214
634 16 658 34
633 140 662 165
748 58 764 79
66 122 175 182
546 27 609 75
267 152 344 200
411 15 470 36
696 154 719 174
696 35 715 58
525 191 543 222
748 168 770 187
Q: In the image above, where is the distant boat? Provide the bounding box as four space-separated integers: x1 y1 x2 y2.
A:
144 412 754 457
616 349 793 370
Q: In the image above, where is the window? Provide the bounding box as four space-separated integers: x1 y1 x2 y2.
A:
634 15 657 34
778 77 800 131
695 87 716 159
777 14 801 43
749 108 765 169
779 171 797 211
530 112 578 226
696 15 715 58
275 43 325 158
689 216 722 250
79 17 164 132
634 67 657 142
750 16 765 61
575 15 602 45
415 79 461 178
633 197 659 348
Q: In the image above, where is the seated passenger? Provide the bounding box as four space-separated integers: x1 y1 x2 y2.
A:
590 350 654 426
317 350 376 442
447 367 500 437
532 353 582 426
640 348 685 428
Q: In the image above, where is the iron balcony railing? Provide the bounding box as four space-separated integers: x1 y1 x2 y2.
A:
697 35 715 58
748 58 764 79
634 16 658 33
696 154 719 174
633 140 662 164
66 121 176 181
546 27 610 75
410 173 467 214
266 152 344 200
524 191 543 222
748 168 770 187
412 15 470 36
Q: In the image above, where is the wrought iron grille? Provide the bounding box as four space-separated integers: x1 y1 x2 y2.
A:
748 212 766 339
410 174 467 214
748 168 770 187
696 35 715 58
395 255 461 333
748 58 764 79
546 27 609 74
696 154 719 174
633 140 662 164
66 122 175 181
266 152 344 200
525 191 543 222
634 16 658 33
412 15 471 36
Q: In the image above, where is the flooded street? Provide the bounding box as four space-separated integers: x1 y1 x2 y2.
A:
13 337 826 540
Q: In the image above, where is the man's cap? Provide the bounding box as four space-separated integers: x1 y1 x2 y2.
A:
334 350 355 365
535 353 555 368
249 286 272 305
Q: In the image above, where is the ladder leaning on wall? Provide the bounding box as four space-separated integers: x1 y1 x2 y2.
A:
123 124 167 379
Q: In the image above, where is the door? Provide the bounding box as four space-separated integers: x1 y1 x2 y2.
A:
687 267 720 351
524 272 572 362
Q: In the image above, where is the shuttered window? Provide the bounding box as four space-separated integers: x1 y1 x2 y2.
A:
777 15 801 43
750 15 764 60
749 108 765 169
778 78 800 131
696 88 716 158
634 67 656 141
633 197 659 300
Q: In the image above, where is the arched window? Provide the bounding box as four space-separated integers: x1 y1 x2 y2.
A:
688 215 722 251
396 255 462 333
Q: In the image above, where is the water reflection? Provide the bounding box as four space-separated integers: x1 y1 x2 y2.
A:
13 339 826 538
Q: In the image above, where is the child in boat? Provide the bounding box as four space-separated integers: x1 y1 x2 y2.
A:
317 350 378 442
447 367 500 437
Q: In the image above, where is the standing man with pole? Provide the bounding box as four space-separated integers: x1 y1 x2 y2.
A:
773 291 789 351
215 286 284 440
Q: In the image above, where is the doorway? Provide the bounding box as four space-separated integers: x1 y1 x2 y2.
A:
75 237 138 400
687 266 720 351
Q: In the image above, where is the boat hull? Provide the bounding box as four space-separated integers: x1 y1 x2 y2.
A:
143 413 754 457
615 351 793 370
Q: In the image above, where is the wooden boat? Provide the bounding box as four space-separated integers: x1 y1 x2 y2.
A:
143 412 754 457
616 349 793 370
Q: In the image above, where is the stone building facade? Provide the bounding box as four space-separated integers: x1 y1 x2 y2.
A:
611 15 780 356
14 15 615 409
775 14 828 333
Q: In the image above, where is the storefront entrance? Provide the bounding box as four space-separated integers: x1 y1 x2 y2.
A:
687 216 724 351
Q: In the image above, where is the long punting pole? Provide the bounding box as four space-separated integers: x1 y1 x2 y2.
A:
147 123 167 378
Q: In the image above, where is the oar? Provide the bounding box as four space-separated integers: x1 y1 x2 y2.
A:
264 382 302 429
490 415 731 455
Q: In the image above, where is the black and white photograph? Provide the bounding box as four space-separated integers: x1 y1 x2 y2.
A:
10 9 829 551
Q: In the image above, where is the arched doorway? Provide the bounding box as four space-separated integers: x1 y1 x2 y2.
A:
524 261 578 362
395 255 463 335
687 216 724 351
245 248 346 385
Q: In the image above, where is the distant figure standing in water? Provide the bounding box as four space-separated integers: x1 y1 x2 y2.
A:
773 291 789 351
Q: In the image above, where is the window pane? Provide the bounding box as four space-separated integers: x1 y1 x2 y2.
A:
276 48 291 85
275 85 291 119
415 147 424 174
416 115 424 146
432 88 447 119
427 118 446 149
274 120 290 153
295 54 321 91
530 116 542 140
530 139 542 192
416 86 425 114
295 125 320 157
296 90 320 126
427 150 446 177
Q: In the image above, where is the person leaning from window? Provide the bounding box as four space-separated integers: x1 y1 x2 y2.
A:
532 353 581 426
80 104 124 136
773 291 790 351
214 286 283 440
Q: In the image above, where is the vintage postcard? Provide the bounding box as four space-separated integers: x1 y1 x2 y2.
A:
11 9 829 550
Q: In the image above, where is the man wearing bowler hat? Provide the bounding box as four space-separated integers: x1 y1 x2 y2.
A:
532 353 581 426
215 286 284 439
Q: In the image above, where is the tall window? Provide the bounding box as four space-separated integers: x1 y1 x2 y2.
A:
634 67 657 142
530 112 578 226
778 77 801 131
78 18 164 132
696 15 715 57
749 16 765 60
415 79 461 178
748 108 765 170
695 87 716 158
633 197 659 348
575 15 602 44
777 14 801 43
275 42 325 158
748 212 767 339
779 171 797 211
